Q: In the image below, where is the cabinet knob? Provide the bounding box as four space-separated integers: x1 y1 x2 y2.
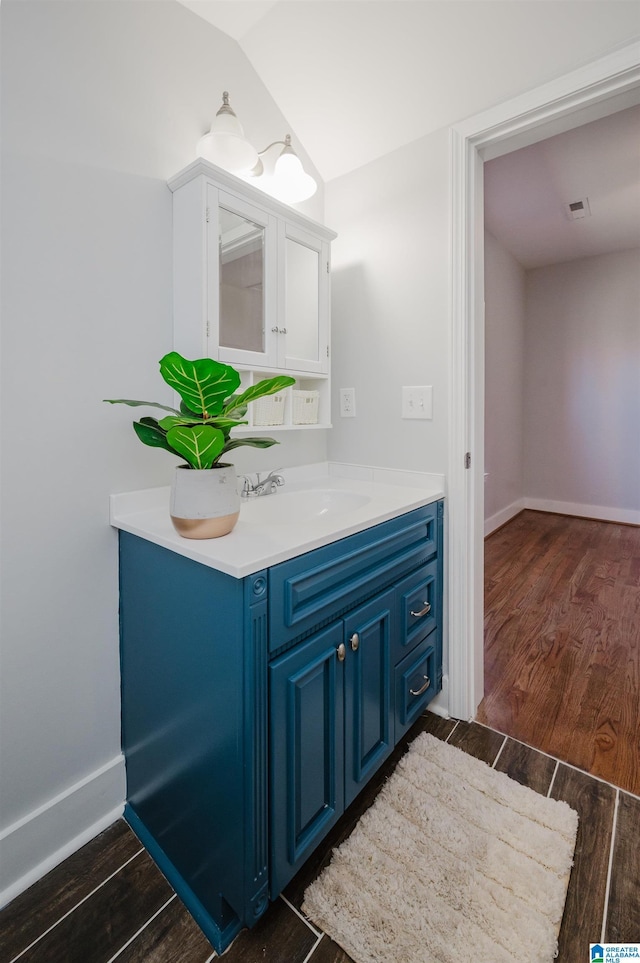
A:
350 633 359 652
410 601 431 618
280 327 287 334
271 326 279 333
410 675 431 697
337 642 346 662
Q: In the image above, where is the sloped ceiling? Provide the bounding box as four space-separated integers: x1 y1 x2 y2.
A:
178 1 639 182
177 1 640 264
178 1 277 41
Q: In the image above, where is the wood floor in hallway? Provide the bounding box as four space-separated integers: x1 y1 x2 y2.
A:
477 509 640 797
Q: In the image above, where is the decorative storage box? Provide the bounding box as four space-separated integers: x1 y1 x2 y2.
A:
292 390 319 425
253 393 286 426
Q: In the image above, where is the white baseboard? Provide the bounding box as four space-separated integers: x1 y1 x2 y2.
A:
523 497 640 526
427 675 449 718
484 499 526 536
485 497 640 534
0 754 126 909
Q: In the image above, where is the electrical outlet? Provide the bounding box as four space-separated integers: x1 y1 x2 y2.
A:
339 387 356 417
402 386 433 420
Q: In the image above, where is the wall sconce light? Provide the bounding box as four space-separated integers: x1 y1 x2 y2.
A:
196 91 259 174
196 92 317 204
249 135 317 203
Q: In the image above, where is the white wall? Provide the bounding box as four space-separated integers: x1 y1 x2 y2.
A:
326 129 450 474
524 248 640 521
484 230 527 533
0 0 326 905
483 243 640 529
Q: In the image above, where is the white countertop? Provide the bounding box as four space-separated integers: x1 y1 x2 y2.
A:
110 463 445 579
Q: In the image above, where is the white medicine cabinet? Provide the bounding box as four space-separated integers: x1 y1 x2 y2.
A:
168 160 336 430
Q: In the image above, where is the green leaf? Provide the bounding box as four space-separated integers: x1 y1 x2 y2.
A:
224 376 296 415
158 414 248 432
139 416 165 430
159 415 193 431
166 424 225 470
209 417 249 431
104 398 181 415
222 394 248 418
133 419 178 455
222 436 279 453
159 352 241 417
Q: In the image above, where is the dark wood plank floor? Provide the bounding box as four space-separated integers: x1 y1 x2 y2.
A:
477 510 640 796
2 712 637 962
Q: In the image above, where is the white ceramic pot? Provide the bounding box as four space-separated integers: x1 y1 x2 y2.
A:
169 463 240 539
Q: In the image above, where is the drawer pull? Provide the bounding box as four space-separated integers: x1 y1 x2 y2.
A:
337 642 346 662
410 675 431 697
410 601 431 618
350 632 359 652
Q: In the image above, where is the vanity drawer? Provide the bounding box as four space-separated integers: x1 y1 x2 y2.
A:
392 560 439 664
269 504 439 652
394 635 438 740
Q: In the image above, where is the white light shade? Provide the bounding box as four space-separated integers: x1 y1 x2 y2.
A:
196 130 259 173
270 150 317 203
196 92 259 174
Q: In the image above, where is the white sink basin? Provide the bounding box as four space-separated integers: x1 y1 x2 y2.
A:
241 488 371 525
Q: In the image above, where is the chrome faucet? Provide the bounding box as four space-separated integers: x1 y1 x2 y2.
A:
240 470 285 498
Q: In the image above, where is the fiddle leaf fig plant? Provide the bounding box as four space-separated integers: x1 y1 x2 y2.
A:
105 351 295 470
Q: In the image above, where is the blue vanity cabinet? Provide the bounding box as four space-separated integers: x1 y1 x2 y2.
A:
117 498 443 954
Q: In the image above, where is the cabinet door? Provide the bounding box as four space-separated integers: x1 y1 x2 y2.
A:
343 590 394 808
269 622 345 896
209 187 278 367
278 223 329 374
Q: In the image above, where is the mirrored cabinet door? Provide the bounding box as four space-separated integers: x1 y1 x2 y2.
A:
211 189 278 368
285 237 319 362
219 207 265 354
280 224 329 374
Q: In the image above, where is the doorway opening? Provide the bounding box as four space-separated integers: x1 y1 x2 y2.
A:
474 102 640 794
446 43 640 725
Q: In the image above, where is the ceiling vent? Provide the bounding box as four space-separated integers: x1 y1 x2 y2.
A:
564 197 591 220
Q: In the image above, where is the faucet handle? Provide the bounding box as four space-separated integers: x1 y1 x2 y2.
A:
265 469 285 487
240 470 283 497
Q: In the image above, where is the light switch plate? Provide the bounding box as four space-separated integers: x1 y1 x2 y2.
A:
402 386 433 420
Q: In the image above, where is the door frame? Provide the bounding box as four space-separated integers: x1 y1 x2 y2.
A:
447 42 640 721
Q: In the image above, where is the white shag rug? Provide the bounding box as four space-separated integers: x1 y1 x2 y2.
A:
302 733 578 963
